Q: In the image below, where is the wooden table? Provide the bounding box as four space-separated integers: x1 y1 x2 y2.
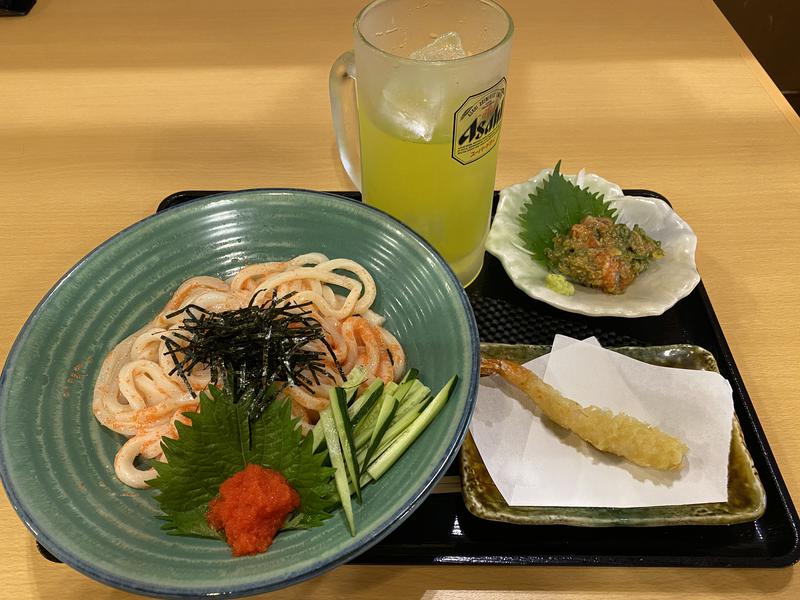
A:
2 0 799 598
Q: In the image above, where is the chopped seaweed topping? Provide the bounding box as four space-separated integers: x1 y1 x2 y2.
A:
161 290 344 423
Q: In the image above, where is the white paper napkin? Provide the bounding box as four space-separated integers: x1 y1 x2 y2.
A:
470 335 734 508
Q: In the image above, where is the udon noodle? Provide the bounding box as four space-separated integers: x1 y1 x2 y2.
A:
93 253 405 488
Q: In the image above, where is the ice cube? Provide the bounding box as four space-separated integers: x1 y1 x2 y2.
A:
380 81 444 141
409 31 467 61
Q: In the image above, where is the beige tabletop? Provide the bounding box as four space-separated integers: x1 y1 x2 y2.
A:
2 0 800 598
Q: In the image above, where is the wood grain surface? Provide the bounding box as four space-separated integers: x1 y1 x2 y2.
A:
1 0 799 598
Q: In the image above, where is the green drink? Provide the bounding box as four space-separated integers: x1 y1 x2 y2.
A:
331 0 513 285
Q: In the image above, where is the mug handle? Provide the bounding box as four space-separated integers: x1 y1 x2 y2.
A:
329 50 361 190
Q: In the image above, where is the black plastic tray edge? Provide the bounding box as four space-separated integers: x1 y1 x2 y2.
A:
36 188 799 568
694 281 800 565
155 188 673 213
0 0 36 17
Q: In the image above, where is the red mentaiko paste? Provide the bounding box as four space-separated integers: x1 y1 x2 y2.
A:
207 464 300 556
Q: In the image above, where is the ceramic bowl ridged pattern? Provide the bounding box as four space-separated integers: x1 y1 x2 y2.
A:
486 169 701 317
0 190 479 598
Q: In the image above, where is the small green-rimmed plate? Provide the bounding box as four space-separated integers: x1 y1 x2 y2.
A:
461 343 766 527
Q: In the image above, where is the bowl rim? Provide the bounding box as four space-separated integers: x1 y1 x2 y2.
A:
0 188 480 598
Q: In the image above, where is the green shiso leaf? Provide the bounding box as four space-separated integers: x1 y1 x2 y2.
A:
158 506 221 539
148 384 336 539
517 161 618 269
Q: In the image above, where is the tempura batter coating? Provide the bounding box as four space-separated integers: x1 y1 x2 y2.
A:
481 358 687 471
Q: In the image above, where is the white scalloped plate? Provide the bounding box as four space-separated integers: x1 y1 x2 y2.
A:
486 169 700 318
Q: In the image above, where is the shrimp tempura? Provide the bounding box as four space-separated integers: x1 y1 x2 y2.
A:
481 357 687 471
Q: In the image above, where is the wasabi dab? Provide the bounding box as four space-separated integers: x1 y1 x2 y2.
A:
545 273 575 296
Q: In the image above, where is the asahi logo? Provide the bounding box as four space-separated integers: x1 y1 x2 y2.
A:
452 78 506 165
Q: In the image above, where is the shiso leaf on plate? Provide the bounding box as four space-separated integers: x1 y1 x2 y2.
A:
517 160 617 269
486 166 700 317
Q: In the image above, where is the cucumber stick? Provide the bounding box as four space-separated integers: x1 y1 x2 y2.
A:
311 366 368 452
329 387 362 502
311 418 326 453
341 365 367 402
400 368 419 384
362 391 398 468
392 378 419 404
319 409 355 535
352 382 423 450
356 404 421 468
349 379 383 424
353 381 397 441
366 375 458 481
392 386 429 421
307 369 456 538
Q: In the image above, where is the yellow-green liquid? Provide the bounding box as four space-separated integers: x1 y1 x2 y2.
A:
359 110 498 286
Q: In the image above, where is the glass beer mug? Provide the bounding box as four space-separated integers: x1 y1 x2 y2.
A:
330 0 513 285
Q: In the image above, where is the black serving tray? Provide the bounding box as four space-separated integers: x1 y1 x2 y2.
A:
38 188 798 568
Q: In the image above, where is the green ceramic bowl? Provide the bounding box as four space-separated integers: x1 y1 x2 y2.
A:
0 190 479 598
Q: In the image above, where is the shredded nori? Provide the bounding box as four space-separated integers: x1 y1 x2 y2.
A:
161 290 343 423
